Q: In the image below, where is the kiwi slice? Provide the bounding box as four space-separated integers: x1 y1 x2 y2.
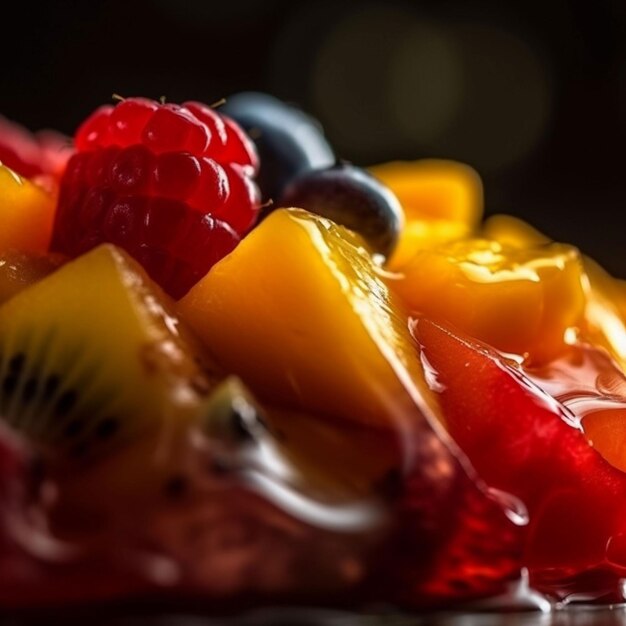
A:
0 249 64 306
0 244 214 460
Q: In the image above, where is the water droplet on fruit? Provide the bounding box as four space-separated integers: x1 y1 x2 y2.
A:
487 487 529 527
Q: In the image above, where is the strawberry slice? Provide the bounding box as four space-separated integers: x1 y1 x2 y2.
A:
413 318 626 602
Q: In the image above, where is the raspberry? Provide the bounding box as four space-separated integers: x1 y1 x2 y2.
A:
0 115 73 188
53 98 261 298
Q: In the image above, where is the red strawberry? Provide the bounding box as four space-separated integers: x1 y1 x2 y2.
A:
52 98 260 298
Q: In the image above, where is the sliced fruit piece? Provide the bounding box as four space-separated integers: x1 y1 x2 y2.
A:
369 159 483 269
581 258 626 369
0 244 214 459
414 318 626 601
41 374 389 609
484 214 626 369
49 375 398 530
0 164 56 253
177 336 523 607
369 159 482 224
525 343 626 474
0 250 63 305
483 213 550 249
49 342 519 609
391 218 471 268
568 252 626 374
178 208 432 428
393 238 587 362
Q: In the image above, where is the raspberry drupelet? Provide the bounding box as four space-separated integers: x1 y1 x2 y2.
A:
52 97 261 299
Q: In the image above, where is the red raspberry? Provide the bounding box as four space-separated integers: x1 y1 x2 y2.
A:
52 97 261 299
0 115 73 190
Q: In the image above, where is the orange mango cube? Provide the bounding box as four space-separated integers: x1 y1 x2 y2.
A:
393 238 587 362
482 214 550 249
178 208 433 428
0 164 56 253
369 159 483 269
484 213 626 369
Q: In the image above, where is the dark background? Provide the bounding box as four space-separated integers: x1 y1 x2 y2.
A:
0 0 624 274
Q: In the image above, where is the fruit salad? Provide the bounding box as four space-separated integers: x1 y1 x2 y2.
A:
2 92 626 617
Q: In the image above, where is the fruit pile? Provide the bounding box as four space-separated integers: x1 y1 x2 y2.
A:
2 92 626 615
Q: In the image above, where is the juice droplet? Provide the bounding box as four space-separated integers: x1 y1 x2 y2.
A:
487 487 530 527
465 568 553 612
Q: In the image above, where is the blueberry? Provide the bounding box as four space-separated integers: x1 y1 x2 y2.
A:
279 163 403 260
221 92 335 203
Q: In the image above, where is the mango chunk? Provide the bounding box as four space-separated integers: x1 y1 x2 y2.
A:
483 214 550 249
393 238 587 362
388 219 471 270
370 159 483 224
0 164 56 253
577 257 626 369
178 208 428 427
369 159 483 270
484 214 626 369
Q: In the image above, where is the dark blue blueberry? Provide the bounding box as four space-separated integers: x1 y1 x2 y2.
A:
279 163 403 260
221 92 335 203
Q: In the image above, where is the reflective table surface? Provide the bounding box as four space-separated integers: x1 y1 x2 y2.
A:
9 607 626 626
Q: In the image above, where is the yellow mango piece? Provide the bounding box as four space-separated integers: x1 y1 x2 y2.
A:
483 214 550 249
178 208 431 428
613 278 626 317
577 257 626 369
393 238 587 362
389 219 471 270
484 214 626 368
370 159 483 270
370 159 483 224
0 164 56 253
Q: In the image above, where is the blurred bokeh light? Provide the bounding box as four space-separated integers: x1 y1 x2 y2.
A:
0 0 624 273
